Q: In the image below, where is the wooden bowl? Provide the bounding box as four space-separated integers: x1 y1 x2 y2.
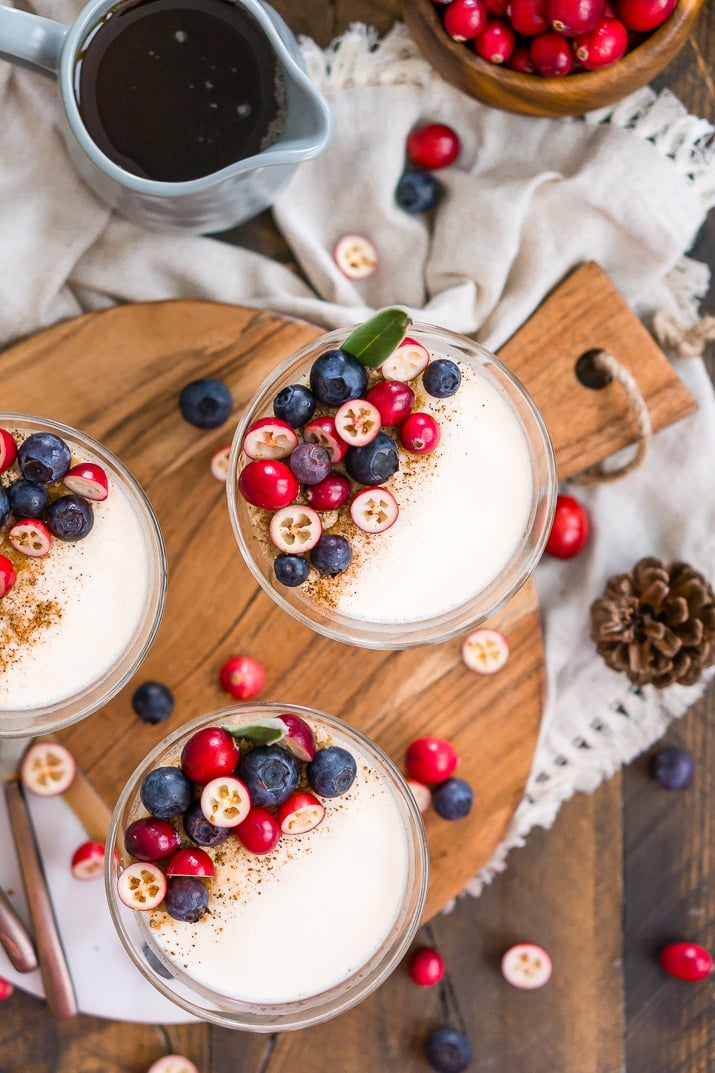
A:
402 0 706 117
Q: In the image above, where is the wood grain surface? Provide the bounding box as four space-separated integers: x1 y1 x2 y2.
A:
1 2 714 1072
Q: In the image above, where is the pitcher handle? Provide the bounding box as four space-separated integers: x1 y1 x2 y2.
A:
0 6 67 74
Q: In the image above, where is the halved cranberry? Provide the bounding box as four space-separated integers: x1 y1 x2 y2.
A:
71 840 106 879
305 473 351 511
63 462 109 501
574 15 628 66
116 861 167 911
406 778 433 814
238 459 299 510
20 741 76 796
279 713 317 762
242 417 299 460
210 444 231 481
303 416 348 462
350 486 399 534
501 942 553 989
399 412 441 454
461 627 510 674
181 726 239 785
278 790 326 835
365 380 415 425
165 846 215 878
0 555 16 599
381 337 430 381
200 775 252 828
0 428 17 473
125 817 180 861
334 399 382 447
8 518 52 558
235 806 281 854
269 504 323 553
333 235 378 279
219 654 265 700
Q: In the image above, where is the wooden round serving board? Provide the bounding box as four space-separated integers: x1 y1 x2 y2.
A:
1 301 543 921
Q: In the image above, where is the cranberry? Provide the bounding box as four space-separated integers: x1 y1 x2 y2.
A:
530 30 574 74
615 0 676 31
165 847 215 877
444 0 488 40
125 817 180 861
547 0 605 34
0 977 13 1001
303 415 348 463
334 399 382 447
235 806 281 854
485 0 509 11
305 472 351 511
219 655 265 700
409 946 446 986
405 737 459 784
406 123 461 170
502 942 553 988
544 493 590 558
507 41 537 70
399 412 441 454
0 555 16 599
474 17 516 62
366 380 415 426
238 458 299 510
659 942 713 982
507 0 549 35
181 726 239 785
574 15 628 67
0 428 17 473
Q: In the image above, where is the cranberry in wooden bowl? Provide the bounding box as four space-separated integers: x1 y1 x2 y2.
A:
403 0 706 118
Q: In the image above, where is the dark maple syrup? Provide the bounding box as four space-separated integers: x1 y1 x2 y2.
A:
74 0 284 182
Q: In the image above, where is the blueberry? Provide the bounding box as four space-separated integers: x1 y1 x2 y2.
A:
307 746 357 797
43 494 94 541
274 554 309 587
238 745 299 807
179 377 233 429
182 801 230 847
289 443 332 485
395 168 441 214
140 766 194 819
7 479 48 518
345 431 399 486
164 876 209 923
650 747 695 790
432 777 473 820
310 534 352 576
273 384 316 427
423 359 462 398
0 486 8 529
18 432 71 483
309 349 368 407
426 1027 473 1073
132 681 175 724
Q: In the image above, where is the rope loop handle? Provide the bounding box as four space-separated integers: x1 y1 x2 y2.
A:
573 349 652 486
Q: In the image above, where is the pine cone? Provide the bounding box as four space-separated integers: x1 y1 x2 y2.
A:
590 557 715 689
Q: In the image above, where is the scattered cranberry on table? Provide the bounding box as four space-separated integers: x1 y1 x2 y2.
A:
219 655 265 700
462 627 510 674
501 941 553 988
405 736 460 784
544 493 590 559
71 840 106 880
406 123 461 169
659 941 714 982
333 234 378 279
0 977 13 1002
409 945 446 986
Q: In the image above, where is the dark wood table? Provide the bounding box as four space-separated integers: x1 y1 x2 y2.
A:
3 3 715 1071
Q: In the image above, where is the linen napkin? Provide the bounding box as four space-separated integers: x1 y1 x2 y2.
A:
0 12 714 895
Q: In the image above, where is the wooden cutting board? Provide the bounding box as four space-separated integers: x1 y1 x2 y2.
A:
0 262 695 921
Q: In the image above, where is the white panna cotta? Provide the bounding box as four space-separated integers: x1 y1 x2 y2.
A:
139 723 412 1005
324 361 534 623
0 426 153 712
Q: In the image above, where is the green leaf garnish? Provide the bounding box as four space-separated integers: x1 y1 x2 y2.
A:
224 717 287 744
342 306 412 369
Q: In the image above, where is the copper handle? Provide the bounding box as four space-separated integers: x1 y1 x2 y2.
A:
0 885 37 973
4 780 77 1019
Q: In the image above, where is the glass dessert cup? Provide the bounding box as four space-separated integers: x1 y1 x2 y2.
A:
227 321 557 649
0 413 167 737
105 702 429 1031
